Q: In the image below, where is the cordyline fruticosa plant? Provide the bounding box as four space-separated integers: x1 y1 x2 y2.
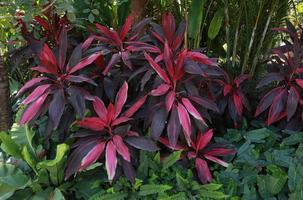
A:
65 82 157 183
17 28 101 136
159 129 235 184
255 21 303 127
16 13 236 184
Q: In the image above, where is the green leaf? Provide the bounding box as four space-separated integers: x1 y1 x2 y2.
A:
159 192 186 200
176 173 189 191
162 151 181 170
200 183 223 191
244 128 272 142
37 144 69 185
288 162 299 192
0 163 31 199
21 145 37 174
88 13 95 23
199 190 229 199
267 165 288 195
89 192 127 200
139 184 172 196
0 132 21 158
282 133 303 145
50 188 65 200
188 0 205 38
208 8 224 40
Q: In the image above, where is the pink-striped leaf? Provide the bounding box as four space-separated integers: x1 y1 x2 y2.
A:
39 44 58 74
115 82 128 117
111 117 131 126
106 103 116 123
204 148 236 156
233 92 243 115
22 84 51 105
106 141 117 182
196 129 213 152
195 158 212 184
93 97 108 119
150 84 171 96
159 137 184 151
113 135 131 162
123 95 147 117
120 15 133 41
186 51 217 66
20 92 49 124
96 23 122 46
17 77 49 97
163 41 174 78
165 91 175 112
181 98 207 126
80 142 105 170
177 103 192 146
102 53 121 75
68 52 101 74
32 66 57 74
162 13 175 44
204 154 229 167
144 52 171 84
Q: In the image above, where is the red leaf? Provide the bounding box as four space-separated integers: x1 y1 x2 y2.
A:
32 66 57 74
195 158 212 184
286 86 300 121
80 142 105 170
175 49 187 80
223 85 232 96
186 51 216 66
107 103 116 123
181 98 207 126
233 92 243 116
115 82 128 117
196 129 213 152
296 79 303 88
172 20 186 50
93 97 108 119
77 117 106 131
111 117 131 126
96 23 122 47
150 84 171 96
144 52 171 84
113 135 131 162
204 154 229 167
22 84 51 105
17 77 49 97
82 35 95 51
120 15 133 41
105 141 117 182
165 91 175 112
177 103 192 146
58 28 67 70
123 95 147 118
204 148 236 156
39 44 58 74
162 13 175 45
20 92 49 124
68 52 101 74
163 41 174 78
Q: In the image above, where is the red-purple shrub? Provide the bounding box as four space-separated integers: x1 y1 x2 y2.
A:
17 28 101 133
255 21 303 126
65 82 157 183
159 129 235 184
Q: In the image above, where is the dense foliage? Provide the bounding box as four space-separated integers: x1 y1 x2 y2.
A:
0 1 303 199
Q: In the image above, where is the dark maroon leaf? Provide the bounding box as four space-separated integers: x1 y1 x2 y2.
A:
49 89 65 129
122 159 135 184
256 73 284 88
125 136 159 151
167 105 181 147
67 87 86 119
287 86 299 121
151 106 168 141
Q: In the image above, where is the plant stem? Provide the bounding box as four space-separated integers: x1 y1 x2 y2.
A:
231 5 242 68
224 0 231 66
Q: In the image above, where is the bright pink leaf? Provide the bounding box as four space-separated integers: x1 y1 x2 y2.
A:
177 103 192 146
68 52 101 74
17 77 49 97
120 15 133 41
115 82 128 117
150 84 171 96
113 135 131 162
111 117 131 126
77 117 106 131
106 141 117 182
165 91 175 112
296 79 303 88
181 98 207 126
233 92 243 115
123 95 147 118
22 84 51 105
196 129 213 152
204 148 236 156
80 142 105 171
93 97 107 119
39 44 58 74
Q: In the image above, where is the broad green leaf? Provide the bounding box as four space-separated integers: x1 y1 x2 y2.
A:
267 165 288 195
159 192 186 200
162 151 181 170
139 184 172 196
176 173 189 191
21 146 37 174
200 183 223 191
0 132 21 158
244 128 272 142
282 133 303 145
50 188 65 200
188 0 205 38
199 190 229 199
208 8 224 40
237 140 251 155
288 162 299 192
0 163 30 199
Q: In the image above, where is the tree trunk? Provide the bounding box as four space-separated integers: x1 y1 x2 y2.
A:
131 0 148 22
0 57 11 131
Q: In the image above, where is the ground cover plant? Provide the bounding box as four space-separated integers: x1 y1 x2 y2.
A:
0 1 303 199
